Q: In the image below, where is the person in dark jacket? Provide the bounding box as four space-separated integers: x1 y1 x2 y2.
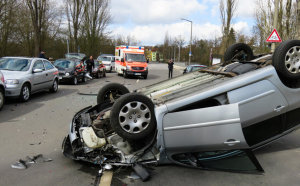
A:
85 56 95 76
39 51 48 59
168 58 174 78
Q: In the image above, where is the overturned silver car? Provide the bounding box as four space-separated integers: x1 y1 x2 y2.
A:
62 40 300 174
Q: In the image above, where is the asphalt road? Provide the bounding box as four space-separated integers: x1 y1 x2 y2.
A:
0 62 300 186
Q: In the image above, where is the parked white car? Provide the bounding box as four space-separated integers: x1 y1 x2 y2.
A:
96 55 115 72
0 57 59 102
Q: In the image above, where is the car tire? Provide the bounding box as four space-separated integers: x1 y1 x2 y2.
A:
82 76 87 83
97 72 101 79
110 93 156 140
123 71 127 78
272 40 300 81
19 83 31 102
72 77 78 85
143 75 148 79
224 43 254 64
50 79 58 93
103 70 106 77
97 83 130 104
0 88 4 111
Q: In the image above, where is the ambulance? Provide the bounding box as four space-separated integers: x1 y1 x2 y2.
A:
115 46 148 79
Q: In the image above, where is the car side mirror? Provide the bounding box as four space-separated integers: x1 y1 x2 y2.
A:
33 69 43 73
121 58 124 62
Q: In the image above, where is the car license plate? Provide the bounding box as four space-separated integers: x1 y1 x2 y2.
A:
135 73 141 75
59 77 62 80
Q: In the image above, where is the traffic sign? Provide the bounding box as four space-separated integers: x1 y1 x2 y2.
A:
266 29 282 42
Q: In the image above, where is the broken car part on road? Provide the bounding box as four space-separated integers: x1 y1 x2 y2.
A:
62 40 300 182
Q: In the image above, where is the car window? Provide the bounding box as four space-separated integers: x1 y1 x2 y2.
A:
44 61 54 70
0 58 31 71
33 60 45 71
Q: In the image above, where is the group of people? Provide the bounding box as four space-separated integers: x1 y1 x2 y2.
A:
75 56 95 79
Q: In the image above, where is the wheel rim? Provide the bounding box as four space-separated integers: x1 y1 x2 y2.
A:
22 86 30 100
74 77 77 84
285 46 300 73
53 80 58 91
118 101 151 134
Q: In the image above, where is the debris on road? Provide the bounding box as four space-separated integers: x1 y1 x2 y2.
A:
11 154 52 170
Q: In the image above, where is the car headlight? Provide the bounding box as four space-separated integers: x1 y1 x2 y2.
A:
126 66 131 70
65 73 70 77
5 79 19 85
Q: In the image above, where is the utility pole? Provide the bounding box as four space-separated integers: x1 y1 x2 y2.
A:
271 0 279 52
181 18 192 65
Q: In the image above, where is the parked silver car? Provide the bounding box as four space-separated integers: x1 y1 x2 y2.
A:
0 71 5 110
62 40 300 175
0 57 59 101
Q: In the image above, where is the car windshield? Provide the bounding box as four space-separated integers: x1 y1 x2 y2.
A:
0 58 31 71
65 53 86 60
125 54 146 62
97 56 111 61
54 60 75 68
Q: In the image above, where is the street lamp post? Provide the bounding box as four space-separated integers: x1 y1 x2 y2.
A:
181 18 192 66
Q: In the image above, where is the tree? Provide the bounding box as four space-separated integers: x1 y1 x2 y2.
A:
65 0 84 52
26 0 48 56
219 0 238 55
82 0 111 56
297 0 300 39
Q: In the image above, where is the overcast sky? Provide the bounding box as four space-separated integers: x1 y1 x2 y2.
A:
108 0 258 46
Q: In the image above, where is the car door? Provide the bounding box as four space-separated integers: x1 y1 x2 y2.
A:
163 103 263 172
227 80 288 147
43 60 56 88
32 60 47 91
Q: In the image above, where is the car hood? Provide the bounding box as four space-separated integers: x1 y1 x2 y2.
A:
0 70 29 79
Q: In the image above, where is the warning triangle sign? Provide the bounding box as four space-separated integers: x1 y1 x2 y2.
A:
266 29 282 42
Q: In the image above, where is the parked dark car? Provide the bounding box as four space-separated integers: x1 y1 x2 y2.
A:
53 59 87 85
62 40 300 177
183 64 207 74
0 71 5 110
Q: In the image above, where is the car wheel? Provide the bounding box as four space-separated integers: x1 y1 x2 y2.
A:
143 75 147 79
0 89 4 111
123 71 127 78
103 70 106 77
97 83 130 104
50 79 58 93
97 72 101 79
82 76 87 83
223 43 254 65
272 40 300 81
20 84 30 102
110 93 156 140
72 77 78 85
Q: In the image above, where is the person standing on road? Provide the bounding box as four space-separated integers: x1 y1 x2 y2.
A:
86 56 95 79
168 58 174 79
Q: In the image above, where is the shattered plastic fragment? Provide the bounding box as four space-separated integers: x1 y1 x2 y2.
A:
11 154 52 170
